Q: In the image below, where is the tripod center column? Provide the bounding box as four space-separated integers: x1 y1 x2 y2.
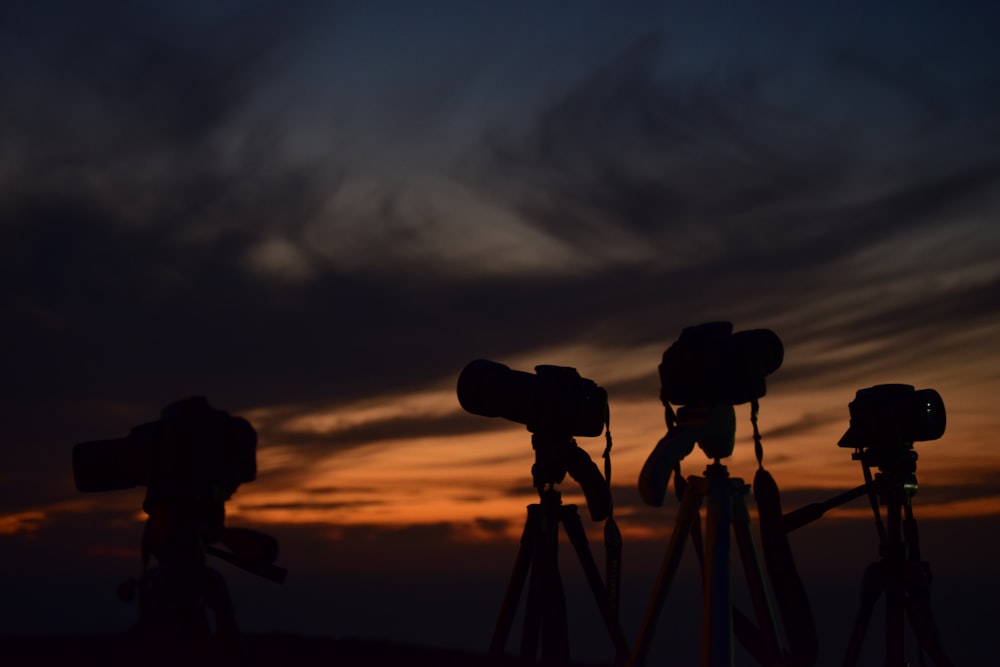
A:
703 462 734 667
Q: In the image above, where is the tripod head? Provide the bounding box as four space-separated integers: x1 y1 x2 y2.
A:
74 397 287 585
782 384 945 536
638 405 736 507
530 431 611 521
141 483 287 584
457 359 614 521
841 384 944 500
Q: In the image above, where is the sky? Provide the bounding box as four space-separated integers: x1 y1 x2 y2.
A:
2 1 1000 664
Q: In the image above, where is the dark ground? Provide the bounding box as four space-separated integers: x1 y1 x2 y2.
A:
0 634 611 667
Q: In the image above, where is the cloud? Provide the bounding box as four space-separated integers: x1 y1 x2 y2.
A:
0 511 47 536
459 34 1000 404
2 3 999 586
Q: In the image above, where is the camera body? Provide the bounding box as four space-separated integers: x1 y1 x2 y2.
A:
457 359 608 437
457 359 611 519
659 321 783 407
639 322 783 506
73 396 257 495
838 384 946 450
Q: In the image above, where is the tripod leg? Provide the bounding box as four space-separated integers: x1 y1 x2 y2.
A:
703 469 733 667
885 497 907 667
731 493 782 666
538 553 570 665
632 478 705 667
519 500 569 664
842 561 885 667
904 565 954 667
561 505 631 663
490 504 539 656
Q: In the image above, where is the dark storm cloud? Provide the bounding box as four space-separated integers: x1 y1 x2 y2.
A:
0 10 1000 516
3 0 999 542
0 0 352 507
0 1 328 178
3 8 999 662
472 35 1000 273
473 36 843 246
465 33 1000 387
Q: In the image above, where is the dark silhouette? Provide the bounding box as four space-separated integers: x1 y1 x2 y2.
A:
457 360 630 666
0 634 605 667
633 322 817 667
783 384 953 667
72 396 287 666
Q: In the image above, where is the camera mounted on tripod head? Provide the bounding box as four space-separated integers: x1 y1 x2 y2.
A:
73 396 256 496
73 397 286 583
457 359 608 437
659 321 783 407
838 384 945 473
639 322 783 507
457 359 612 521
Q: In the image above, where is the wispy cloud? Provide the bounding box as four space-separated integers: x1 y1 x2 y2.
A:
2 9 999 642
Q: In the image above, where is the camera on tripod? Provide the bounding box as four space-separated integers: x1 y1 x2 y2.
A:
72 396 285 583
457 359 611 521
659 321 784 407
778 385 951 666
73 396 256 495
838 384 946 451
459 360 631 663
640 321 784 507
457 358 608 437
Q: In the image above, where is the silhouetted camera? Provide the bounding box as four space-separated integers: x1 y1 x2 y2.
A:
838 384 945 449
73 396 257 494
659 321 783 407
457 359 608 437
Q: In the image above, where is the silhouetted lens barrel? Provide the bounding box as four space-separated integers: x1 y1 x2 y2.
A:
73 437 144 492
457 359 607 437
457 359 538 424
72 399 257 493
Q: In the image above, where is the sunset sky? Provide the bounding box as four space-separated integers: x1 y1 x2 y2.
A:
2 2 999 665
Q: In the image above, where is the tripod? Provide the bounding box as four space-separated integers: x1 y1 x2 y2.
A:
782 447 952 667
122 488 287 665
632 460 783 667
490 434 631 666
841 451 952 667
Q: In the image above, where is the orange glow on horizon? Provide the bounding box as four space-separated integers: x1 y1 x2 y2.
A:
11 343 996 548
0 510 46 536
225 375 1000 541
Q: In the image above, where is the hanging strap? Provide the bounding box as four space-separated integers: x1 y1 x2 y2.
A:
666 403 706 570
750 399 818 667
751 398 764 468
753 466 818 666
602 414 622 618
677 400 817 666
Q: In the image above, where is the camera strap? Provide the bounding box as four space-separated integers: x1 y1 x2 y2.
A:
750 398 819 667
602 415 622 618
670 399 707 570
670 401 818 666
751 398 765 467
